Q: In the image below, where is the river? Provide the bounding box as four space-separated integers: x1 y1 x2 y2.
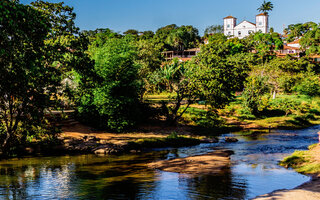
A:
0 126 318 199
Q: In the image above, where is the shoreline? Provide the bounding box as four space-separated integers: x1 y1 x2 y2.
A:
253 175 320 200
253 144 320 199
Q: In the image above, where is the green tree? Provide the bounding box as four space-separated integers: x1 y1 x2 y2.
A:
123 29 139 36
139 31 155 40
0 0 57 152
76 36 143 132
247 32 283 63
257 1 274 14
193 34 251 110
204 25 224 36
155 24 200 51
242 75 270 115
300 24 320 55
294 72 320 96
150 59 199 123
286 22 317 42
134 39 163 93
82 28 122 43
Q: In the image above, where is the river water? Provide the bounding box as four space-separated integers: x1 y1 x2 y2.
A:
0 126 318 199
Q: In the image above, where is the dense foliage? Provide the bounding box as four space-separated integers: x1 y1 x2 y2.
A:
3 0 320 154
75 36 143 132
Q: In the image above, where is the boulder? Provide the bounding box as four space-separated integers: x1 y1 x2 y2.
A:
200 138 219 143
225 137 238 143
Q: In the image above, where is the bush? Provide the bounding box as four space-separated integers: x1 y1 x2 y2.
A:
182 107 224 128
242 75 270 116
294 74 320 96
268 98 301 116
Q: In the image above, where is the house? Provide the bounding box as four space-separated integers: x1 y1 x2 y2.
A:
275 45 303 58
162 48 201 61
287 39 301 48
223 13 269 39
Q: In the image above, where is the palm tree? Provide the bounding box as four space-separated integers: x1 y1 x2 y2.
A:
257 1 274 15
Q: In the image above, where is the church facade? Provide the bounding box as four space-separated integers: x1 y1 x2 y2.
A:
223 13 269 39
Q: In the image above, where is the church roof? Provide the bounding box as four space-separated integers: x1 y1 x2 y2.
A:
256 13 268 16
235 20 256 28
224 16 237 19
244 20 256 26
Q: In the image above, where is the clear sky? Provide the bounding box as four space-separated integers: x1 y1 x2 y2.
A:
21 0 320 35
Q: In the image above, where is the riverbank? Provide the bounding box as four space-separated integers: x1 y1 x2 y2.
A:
58 121 216 155
253 176 320 200
254 144 320 200
148 150 233 175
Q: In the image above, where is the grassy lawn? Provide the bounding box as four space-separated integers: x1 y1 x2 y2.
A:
144 93 320 130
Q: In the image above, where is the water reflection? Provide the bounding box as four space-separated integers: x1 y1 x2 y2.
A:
0 125 318 199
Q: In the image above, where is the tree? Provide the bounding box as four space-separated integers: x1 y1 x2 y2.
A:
154 24 200 51
257 1 274 14
285 22 317 42
123 29 139 36
204 25 224 36
82 28 122 43
242 75 270 115
191 34 250 111
247 32 283 63
300 24 320 55
31 0 93 82
75 36 143 132
149 59 200 123
134 39 163 93
139 31 154 40
0 0 55 152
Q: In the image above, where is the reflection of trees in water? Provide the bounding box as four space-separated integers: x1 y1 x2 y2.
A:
0 151 169 199
73 152 169 199
0 163 76 199
181 168 248 200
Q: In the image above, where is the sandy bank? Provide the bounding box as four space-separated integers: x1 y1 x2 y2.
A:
147 150 232 175
253 176 320 200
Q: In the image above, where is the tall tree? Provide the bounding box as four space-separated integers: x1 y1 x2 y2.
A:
75 36 143 132
0 0 54 152
257 1 274 14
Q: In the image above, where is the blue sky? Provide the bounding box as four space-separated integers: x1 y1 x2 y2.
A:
21 0 320 35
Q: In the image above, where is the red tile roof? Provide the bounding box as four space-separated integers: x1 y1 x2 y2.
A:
283 45 300 50
287 39 301 45
224 16 237 19
256 13 268 16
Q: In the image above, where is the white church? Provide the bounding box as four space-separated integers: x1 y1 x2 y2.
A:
223 13 269 39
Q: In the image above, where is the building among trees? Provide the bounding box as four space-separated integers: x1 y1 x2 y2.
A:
224 13 269 38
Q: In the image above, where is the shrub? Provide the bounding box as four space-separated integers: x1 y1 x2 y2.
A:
294 73 320 96
242 75 270 116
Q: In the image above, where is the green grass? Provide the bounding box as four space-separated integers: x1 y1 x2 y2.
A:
127 132 201 149
222 94 320 129
280 144 320 174
143 93 320 130
143 93 176 103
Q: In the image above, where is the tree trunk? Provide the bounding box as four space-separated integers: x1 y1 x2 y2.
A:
272 90 276 99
